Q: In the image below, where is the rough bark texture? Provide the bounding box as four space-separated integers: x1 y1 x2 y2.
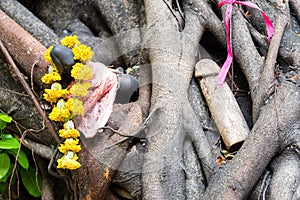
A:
0 0 58 47
0 55 57 145
202 81 299 199
91 0 142 67
269 148 300 199
142 1 213 198
0 0 299 199
0 9 48 87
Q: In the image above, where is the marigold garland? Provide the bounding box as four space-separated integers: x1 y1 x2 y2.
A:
42 35 94 170
66 98 84 116
72 44 94 62
70 82 90 97
71 63 93 80
43 83 69 103
44 46 54 63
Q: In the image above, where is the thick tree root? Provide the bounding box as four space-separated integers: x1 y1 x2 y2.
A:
0 0 58 47
74 103 143 199
202 81 299 199
0 9 48 86
253 7 288 122
0 0 299 199
269 148 300 199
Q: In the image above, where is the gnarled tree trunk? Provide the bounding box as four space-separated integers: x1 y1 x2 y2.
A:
0 0 299 199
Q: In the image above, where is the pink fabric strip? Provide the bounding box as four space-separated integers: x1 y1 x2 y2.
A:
217 0 274 85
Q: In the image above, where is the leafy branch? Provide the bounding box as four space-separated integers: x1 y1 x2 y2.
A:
0 113 42 198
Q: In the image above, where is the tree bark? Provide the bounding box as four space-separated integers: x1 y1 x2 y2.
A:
0 0 299 199
142 0 213 198
202 81 299 199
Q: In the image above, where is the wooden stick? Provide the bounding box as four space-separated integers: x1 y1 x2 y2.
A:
195 59 250 151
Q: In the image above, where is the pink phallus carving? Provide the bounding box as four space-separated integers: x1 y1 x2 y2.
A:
76 62 118 138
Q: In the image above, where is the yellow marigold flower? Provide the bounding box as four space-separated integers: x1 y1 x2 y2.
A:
66 98 84 115
41 72 61 84
44 46 54 63
70 82 90 97
49 100 70 122
59 128 80 138
61 35 80 48
72 44 94 62
71 63 93 80
57 151 81 170
58 138 81 153
59 120 80 141
49 106 70 122
43 83 69 103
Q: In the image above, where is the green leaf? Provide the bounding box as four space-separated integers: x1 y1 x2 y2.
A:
1 134 13 140
0 137 20 149
0 153 10 179
21 167 42 197
0 114 12 131
7 149 29 169
0 163 13 182
0 120 6 131
0 114 12 123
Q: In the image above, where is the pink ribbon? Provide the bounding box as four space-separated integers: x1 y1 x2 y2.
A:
217 0 274 85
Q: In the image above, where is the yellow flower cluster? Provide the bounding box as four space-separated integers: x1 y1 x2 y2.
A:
70 82 90 97
61 35 80 48
56 120 81 170
42 35 94 170
66 98 84 116
58 138 81 153
49 99 70 122
72 44 94 62
41 61 62 85
44 46 54 63
59 128 80 138
71 63 93 80
43 83 69 103
57 151 81 170
41 72 61 84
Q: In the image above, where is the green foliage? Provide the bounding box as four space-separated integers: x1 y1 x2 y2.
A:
0 164 13 183
0 113 12 131
0 153 10 179
7 149 29 170
21 167 42 197
0 135 20 149
0 113 42 198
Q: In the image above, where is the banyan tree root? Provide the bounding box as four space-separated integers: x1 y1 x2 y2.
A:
142 0 299 199
141 0 214 198
0 0 300 199
269 148 300 199
253 7 289 122
74 103 143 199
202 81 299 199
0 0 58 47
0 9 48 86
91 0 142 68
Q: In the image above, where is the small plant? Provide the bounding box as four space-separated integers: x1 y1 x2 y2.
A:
0 113 42 198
